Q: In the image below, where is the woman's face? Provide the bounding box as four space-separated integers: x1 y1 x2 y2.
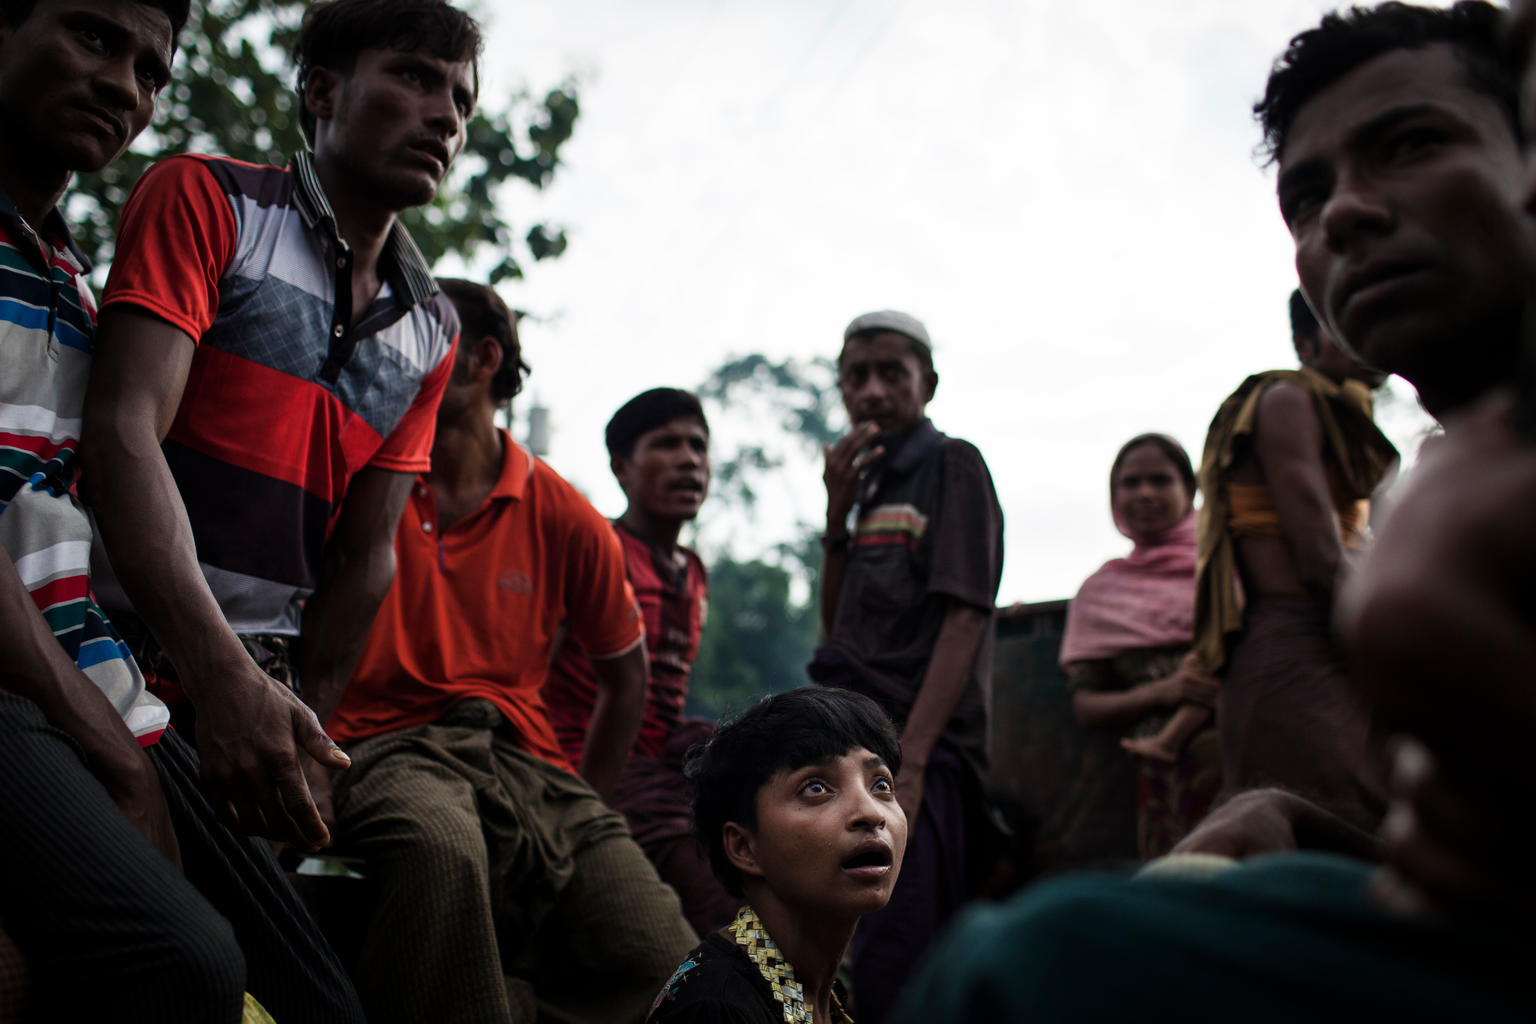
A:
1112 443 1191 536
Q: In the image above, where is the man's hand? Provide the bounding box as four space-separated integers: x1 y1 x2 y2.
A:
0 543 182 866
192 661 349 851
1372 739 1534 922
1338 391 1536 922
1172 788 1304 859
100 744 183 869
895 762 925 830
303 757 338 840
1173 787 1379 861
822 421 883 526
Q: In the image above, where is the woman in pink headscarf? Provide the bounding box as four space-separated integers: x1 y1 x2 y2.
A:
1060 433 1222 858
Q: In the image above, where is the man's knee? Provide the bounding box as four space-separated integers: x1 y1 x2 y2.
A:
45 900 246 1021
365 801 490 886
149 908 246 1018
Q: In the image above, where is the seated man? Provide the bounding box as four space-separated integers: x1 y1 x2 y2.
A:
0 0 363 1019
646 687 906 1024
545 387 737 934
80 0 470 853
325 279 697 1024
892 3 1536 1018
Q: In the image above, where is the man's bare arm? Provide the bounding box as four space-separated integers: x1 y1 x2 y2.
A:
81 308 346 850
581 643 648 802
897 600 990 822
294 467 413 728
1253 382 1346 603
0 542 179 864
1172 787 1381 862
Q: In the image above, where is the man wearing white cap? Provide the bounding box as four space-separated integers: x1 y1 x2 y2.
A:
812 310 1004 1023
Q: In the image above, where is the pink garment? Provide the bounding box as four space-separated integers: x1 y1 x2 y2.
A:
1059 510 1199 667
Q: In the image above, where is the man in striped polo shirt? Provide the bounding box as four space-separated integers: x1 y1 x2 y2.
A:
79 0 472 854
0 0 364 1019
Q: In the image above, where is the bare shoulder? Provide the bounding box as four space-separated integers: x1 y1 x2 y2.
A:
1254 379 1316 425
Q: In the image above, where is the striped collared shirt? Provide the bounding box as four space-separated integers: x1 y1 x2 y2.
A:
0 189 167 740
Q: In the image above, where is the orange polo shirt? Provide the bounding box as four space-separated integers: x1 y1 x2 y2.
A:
327 431 643 771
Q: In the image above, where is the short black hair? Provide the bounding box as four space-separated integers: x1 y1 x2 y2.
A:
840 328 935 378
1110 433 1196 498
436 278 528 402
294 0 482 143
0 0 190 48
1255 1 1519 166
687 687 902 899
605 388 709 460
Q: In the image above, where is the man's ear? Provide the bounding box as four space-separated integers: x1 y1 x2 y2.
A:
471 334 503 381
723 822 764 882
611 453 633 492
303 66 342 126
922 369 939 403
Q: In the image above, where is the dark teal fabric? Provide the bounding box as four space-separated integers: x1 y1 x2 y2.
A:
893 852 1533 1022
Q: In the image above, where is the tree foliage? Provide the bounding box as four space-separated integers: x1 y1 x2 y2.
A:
69 0 578 282
695 353 840 512
686 354 843 718
685 557 818 722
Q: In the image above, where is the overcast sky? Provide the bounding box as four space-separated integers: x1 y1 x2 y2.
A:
460 0 1440 604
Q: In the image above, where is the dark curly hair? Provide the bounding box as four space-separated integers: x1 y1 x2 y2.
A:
686 687 902 899
1255 1 1519 165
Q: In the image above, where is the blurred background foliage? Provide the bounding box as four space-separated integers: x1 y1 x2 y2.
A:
685 354 843 720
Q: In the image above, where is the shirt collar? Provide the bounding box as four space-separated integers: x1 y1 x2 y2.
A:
288 150 439 308
489 428 534 502
0 183 91 274
878 417 942 478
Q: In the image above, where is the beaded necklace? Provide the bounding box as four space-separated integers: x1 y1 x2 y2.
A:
730 905 853 1024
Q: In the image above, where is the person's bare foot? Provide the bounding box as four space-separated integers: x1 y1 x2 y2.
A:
1121 735 1178 763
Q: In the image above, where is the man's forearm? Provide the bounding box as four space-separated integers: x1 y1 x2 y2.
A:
1282 501 1346 604
581 644 647 801
294 541 397 726
901 603 990 768
1286 788 1383 860
818 544 848 637
296 467 414 725
0 543 156 785
80 426 253 694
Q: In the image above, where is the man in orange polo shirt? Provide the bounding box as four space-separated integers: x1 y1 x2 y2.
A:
323 279 696 1024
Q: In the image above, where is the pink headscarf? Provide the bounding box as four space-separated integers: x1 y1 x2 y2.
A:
1058 508 1199 668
